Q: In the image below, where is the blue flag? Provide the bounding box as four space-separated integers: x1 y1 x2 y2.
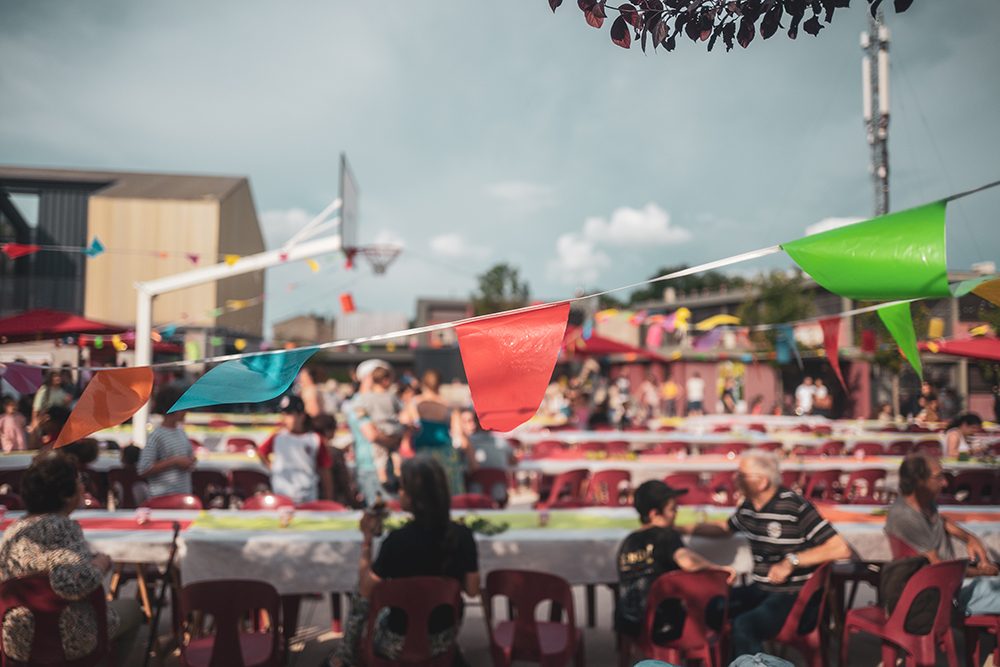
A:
169 348 317 412
85 237 105 258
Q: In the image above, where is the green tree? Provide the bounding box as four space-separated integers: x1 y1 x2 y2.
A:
627 265 746 306
737 270 815 349
472 263 530 316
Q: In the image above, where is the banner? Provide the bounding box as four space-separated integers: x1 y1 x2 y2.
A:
877 302 923 378
54 367 153 447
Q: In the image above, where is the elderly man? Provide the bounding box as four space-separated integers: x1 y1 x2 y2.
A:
344 359 405 506
886 453 1000 614
681 451 852 657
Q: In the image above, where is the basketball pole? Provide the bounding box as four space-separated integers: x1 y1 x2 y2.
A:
131 231 344 446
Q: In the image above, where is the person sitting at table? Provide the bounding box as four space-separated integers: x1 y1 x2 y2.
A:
137 386 195 499
26 404 70 450
258 394 333 504
0 452 142 664
681 451 852 658
885 453 1000 614
616 480 736 664
313 413 358 507
944 413 983 458
327 455 480 667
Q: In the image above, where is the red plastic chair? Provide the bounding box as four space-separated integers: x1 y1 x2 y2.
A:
852 441 886 456
887 440 914 455
636 569 729 667
364 576 462 667
887 533 919 558
803 470 843 502
675 486 716 505
605 440 631 455
0 469 24 495
179 579 282 667
841 560 965 667
483 569 584 667
914 440 943 457
0 492 25 510
207 419 234 429
642 441 689 456
466 468 510 508
781 470 803 491
702 442 750 458
530 441 566 460
451 493 499 509
772 563 832 667
230 469 272 499
583 469 631 507
535 469 589 509
142 493 204 510
964 614 1000 667
663 473 701 490
754 441 784 453
241 493 295 510
0 574 110 666
188 437 203 449
705 471 738 506
843 469 887 504
942 471 995 505
192 470 229 508
225 437 258 454
107 467 143 509
747 423 767 433
712 425 732 433
820 440 846 456
295 500 347 511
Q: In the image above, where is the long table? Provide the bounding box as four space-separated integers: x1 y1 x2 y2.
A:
3 506 997 596
0 451 268 475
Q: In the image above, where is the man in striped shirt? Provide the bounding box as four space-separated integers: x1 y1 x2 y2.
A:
682 451 851 657
137 386 195 498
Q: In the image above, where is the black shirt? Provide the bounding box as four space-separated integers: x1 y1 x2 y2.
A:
373 520 478 633
615 526 684 637
727 487 839 593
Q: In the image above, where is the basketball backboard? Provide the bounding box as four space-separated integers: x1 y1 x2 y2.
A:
339 152 359 256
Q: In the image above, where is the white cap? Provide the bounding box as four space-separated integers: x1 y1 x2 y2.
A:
356 359 391 381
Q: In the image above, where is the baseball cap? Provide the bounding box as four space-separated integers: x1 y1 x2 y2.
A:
633 480 688 518
278 395 305 414
356 359 391 382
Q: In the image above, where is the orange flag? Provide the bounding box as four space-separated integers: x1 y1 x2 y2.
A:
54 367 153 448
457 303 570 431
819 317 847 390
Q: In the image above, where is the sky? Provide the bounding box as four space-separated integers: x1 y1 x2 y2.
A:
2 1 999 334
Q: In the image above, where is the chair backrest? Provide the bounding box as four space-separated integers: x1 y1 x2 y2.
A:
705 472 738 506
663 473 701 490
0 492 25 511
295 500 347 511
605 440 631 455
465 468 509 507
584 469 632 507
754 441 784 453
803 470 842 501
884 560 966 639
844 468 887 504
781 470 802 490
640 569 730 655
180 579 281 667
142 493 204 510
821 440 846 456
852 441 886 456
107 466 142 509
887 440 914 455
0 573 109 666
644 441 689 456
914 440 943 457
947 471 995 505
703 442 749 458
887 533 919 559
365 576 462 666
484 569 576 662
773 562 832 646
225 437 257 454
539 469 589 508
530 440 565 459
192 470 229 506
229 469 271 497
450 493 499 509
241 493 295 510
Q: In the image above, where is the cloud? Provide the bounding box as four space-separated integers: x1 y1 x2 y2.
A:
547 232 610 286
804 217 864 236
260 208 313 248
429 233 490 259
484 180 555 210
372 229 406 248
583 203 692 246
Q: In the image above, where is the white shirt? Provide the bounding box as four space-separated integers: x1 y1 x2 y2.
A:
686 377 705 402
795 384 816 413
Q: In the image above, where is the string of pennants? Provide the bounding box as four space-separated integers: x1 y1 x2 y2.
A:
1 183 998 447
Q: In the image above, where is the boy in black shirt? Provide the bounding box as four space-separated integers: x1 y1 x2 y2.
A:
616 480 735 663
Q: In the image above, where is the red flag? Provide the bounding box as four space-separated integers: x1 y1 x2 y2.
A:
53 367 153 448
457 303 570 431
820 317 847 390
860 329 877 354
1 243 41 260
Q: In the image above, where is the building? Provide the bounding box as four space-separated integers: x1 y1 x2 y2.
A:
0 166 266 352
273 314 336 347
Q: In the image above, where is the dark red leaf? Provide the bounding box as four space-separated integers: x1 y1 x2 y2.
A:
654 18 669 44
549 0 563 12
641 24 649 51
578 0 594 10
584 0 606 28
664 34 676 51
610 15 632 48
737 15 755 47
685 16 701 40
723 21 736 50
803 15 823 35
620 3 642 29
761 4 782 38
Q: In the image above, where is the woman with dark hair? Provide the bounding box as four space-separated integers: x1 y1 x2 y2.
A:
313 413 358 506
328 455 480 666
0 453 142 662
945 413 983 458
30 370 71 425
26 404 71 450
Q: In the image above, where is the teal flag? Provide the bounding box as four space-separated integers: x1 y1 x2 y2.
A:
877 302 922 379
169 348 317 412
782 201 950 300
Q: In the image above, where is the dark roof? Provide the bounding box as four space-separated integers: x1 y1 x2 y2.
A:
0 166 245 201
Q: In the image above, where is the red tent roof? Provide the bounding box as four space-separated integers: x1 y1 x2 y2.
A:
919 336 1000 362
0 309 123 342
562 326 668 361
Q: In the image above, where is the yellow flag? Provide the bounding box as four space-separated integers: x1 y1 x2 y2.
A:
307 259 320 273
927 317 944 339
224 254 240 266
926 342 940 353
695 314 741 331
386 341 397 352
234 338 247 351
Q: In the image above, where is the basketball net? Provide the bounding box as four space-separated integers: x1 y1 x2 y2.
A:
346 245 401 275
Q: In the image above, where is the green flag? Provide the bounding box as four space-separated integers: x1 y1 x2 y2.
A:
877 302 922 379
782 201 950 300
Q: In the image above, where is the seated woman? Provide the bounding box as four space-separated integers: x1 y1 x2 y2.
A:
329 455 480 666
0 452 142 663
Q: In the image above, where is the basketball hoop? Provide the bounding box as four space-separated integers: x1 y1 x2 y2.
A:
354 245 401 275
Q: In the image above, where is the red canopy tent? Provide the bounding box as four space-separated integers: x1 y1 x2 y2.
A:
919 336 1000 362
562 326 669 361
0 309 123 343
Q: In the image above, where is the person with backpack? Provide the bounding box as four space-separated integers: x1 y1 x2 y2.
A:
885 453 1000 614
